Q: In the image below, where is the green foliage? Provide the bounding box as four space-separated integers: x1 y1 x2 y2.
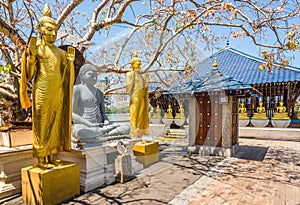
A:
0 64 12 74
105 106 129 114
0 64 12 82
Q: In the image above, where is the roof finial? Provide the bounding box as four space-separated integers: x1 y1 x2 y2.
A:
212 57 218 71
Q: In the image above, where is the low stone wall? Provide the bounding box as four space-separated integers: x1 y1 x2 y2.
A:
239 127 300 141
0 146 36 200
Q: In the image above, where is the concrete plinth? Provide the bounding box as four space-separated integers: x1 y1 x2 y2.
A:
187 144 239 157
239 119 249 127
0 130 32 147
22 162 79 205
133 141 159 167
271 120 291 128
135 153 159 167
149 124 168 136
174 118 186 126
251 120 269 127
0 146 36 200
162 118 174 125
57 139 143 192
239 127 300 141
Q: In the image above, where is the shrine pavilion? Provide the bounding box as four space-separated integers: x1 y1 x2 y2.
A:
191 47 300 127
150 47 300 128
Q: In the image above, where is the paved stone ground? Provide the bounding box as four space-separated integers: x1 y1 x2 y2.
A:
172 137 300 205
1 135 300 205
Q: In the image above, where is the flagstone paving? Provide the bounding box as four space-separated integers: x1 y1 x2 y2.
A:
172 137 300 205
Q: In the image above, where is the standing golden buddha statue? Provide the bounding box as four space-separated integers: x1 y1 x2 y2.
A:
19 3 75 168
126 51 149 138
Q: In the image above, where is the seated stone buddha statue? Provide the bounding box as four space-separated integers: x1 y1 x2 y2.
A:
272 101 290 120
72 64 130 144
238 102 249 120
252 101 268 120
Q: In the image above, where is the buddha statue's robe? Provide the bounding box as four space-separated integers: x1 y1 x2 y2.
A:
20 44 74 158
126 71 149 137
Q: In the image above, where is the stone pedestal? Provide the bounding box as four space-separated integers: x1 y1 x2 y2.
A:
174 118 185 126
149 124 168 136
150 118 163 125
187 144 239 157
57 139 142 192
133 141 159 167
251 119 269 127
135 154 159 167
0 130 32 147
239 119 249 127
115 154 132 183
0 146 36 200
271 119 291 128
22 162 80 205
162 118 174 125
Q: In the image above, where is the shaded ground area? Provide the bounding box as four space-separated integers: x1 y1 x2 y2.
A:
1 136 224 205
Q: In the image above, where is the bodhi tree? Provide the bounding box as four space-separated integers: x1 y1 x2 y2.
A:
0 0 299 124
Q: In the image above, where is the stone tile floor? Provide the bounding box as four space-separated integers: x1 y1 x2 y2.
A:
1 135 300 205
172 137 300 205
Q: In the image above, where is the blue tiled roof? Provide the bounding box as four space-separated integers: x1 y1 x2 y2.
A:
191 47 300 84
169 69 252 93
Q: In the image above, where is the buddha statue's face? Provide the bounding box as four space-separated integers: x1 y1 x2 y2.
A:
40 22 57 44
131 59 141 71
279 102 284 106
82 70 97 86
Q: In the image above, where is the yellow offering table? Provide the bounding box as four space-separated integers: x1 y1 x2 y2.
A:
133 141 159 167
22 161 80 205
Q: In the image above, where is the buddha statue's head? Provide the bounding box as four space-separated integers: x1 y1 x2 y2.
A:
37 3 58 44
259 101 263 107
130 51 141 71
79 64 98 86
279 101 284 107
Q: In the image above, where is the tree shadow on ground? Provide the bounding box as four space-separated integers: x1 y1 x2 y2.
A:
234 145 268 161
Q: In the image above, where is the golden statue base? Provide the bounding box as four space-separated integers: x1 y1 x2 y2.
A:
21 161 80 205
133 141 159 167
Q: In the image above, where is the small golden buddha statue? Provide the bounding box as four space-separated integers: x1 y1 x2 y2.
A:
152 105 162 119
293 102 300 120
238 102 249 120
165 104 173 118
252 101 268 120
175 104 185 119
272 101 290 120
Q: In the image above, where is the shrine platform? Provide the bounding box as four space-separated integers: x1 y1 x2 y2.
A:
239 127 300 141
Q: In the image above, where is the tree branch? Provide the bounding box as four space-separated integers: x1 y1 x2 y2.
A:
56 0 84 29
0 17 26 46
